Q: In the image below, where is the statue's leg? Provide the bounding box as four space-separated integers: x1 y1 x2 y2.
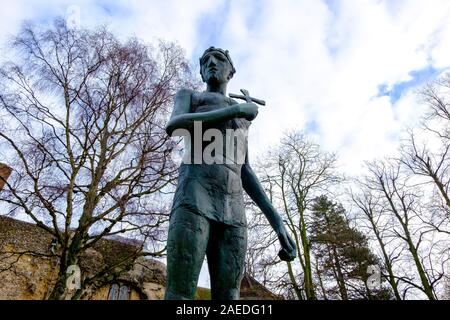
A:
206 223 247 300
165 207 210 300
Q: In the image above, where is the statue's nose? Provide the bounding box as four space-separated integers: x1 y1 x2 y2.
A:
206 56 217 66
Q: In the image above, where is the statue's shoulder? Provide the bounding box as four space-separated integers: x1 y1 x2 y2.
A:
175 88 195 99
175 88 206 105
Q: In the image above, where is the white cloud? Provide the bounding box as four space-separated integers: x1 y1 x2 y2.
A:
1 1 449 175
0 0 225 58
108 0 223 56
208 0 450 176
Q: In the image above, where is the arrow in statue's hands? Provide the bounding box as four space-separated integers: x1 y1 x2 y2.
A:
229 89 266 106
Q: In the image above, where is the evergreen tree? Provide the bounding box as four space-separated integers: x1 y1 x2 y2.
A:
310 195 392 300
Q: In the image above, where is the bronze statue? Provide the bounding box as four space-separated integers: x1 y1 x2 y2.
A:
164 47 296 300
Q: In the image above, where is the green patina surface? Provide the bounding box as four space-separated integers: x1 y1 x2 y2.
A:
164 47 297 300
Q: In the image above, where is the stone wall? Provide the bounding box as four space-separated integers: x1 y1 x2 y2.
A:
0 243 59 299
0 216 166 300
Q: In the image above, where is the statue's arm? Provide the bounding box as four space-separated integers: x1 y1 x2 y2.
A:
241 163 283 231
165 89 243 136
241 162 296 261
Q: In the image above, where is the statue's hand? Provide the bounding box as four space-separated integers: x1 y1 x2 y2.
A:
236 103 258 121
277 226 296 261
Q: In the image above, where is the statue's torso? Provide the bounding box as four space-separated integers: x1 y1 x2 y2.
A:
172 91 250 227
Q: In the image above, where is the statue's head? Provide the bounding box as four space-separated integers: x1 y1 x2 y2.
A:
199 46 236 85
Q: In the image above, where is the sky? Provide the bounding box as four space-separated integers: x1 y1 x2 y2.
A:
1 0 450 177
1 0 450 288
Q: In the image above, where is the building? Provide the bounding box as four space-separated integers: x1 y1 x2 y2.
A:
240 273 283 300
0 215 166 300
0 163 12 192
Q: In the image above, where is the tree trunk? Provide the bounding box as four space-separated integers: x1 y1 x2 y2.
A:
299 211 316 300
48 247 79 300
404 229 436 300
381 178 436 300
331 245 348 300
287 261 303 300
370 218 402 300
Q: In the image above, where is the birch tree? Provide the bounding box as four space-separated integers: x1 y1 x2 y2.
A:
0 19 198 299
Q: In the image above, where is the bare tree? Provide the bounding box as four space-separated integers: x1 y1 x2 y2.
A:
348 74 450 300
419 73 450 140
398 74 450 236
0 19 198 299
351 181 403 300
399 131 450 236
363 160 443 300
248 131 340 299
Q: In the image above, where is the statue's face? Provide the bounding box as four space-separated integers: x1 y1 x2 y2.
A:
200 50 233 85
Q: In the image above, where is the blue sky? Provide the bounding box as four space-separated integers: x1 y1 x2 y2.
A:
378 66 442 103
1 0 450 288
